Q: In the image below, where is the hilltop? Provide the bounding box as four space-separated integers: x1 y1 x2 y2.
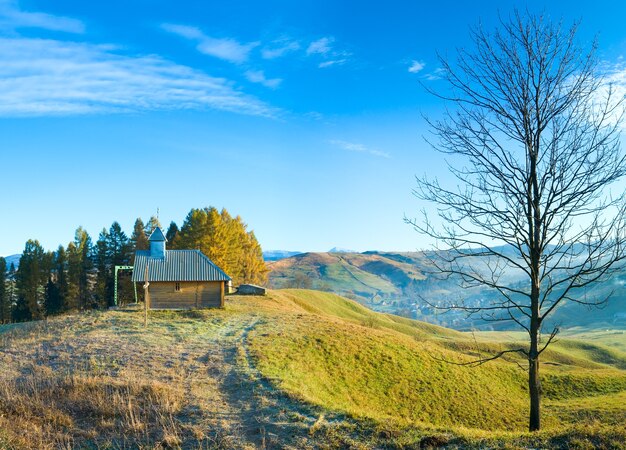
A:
267 252 626 330
0 289 625 449
268 251 428 300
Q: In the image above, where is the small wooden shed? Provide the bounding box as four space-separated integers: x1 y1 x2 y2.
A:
131 227 231 309
238 284 266 295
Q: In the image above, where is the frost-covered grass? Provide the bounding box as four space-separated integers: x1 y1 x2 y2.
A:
0 289 624 449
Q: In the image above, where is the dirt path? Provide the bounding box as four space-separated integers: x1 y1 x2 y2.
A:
151 313 330 449
0 310 347 449
196 315 344 449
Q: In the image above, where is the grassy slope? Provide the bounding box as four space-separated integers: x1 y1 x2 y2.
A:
1 289 625 449
267 252 424 299
246 290 626 432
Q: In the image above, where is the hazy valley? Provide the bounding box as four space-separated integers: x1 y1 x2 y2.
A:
266 251 626 331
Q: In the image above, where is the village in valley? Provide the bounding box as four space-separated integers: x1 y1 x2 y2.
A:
1 1 626 449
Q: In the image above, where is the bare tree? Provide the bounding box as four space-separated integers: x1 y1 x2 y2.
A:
408 12 626 432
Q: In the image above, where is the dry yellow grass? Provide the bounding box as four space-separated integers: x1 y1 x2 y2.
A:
0 289 624 449
0 370 184 449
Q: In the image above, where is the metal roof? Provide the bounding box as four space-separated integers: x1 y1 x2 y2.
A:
131 250 231 282
148 227 167 242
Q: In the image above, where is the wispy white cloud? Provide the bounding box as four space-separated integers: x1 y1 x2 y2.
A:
329 139 390 158
307 36 351 69
307 37 333 56
408 60 425 73
159 23 202 40
0 37 274 117
244 70 281 89
162 23 258 64
261 39 300 59
0 0 84 33
424 67 445 80
318 59 347 68
595 63 626 128
304 111 324 121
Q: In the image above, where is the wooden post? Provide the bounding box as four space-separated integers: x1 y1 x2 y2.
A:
220 281 225 307
143 263 150 327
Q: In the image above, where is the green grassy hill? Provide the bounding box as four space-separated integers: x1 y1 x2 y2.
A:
268 251 427 299
0 289 625 449
268 252 626 331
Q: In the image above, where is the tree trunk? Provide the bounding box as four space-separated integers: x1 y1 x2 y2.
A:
529 132 542 432
528 313 541 431
528 351 541 431
529 233 541 431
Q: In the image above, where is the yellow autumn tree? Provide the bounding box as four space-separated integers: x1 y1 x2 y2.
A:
174 207 268 285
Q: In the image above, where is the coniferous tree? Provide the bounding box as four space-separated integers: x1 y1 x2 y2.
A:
205 208 231 271
106 222 131 304
6 262 16 322
66 228 93 310
145 215 162 238
14 240 46 321
130 218 149 254
52 246 69 313
94 228 109 308
129 218 148 303
175 206 223 254
217 209 242 277
239 230 268 285
0 257 8 323
42 250 55 275
75 227 93 309
174 208 209 251
107 222 131 265
66 241 80 310
221 211 268 285
175 207 268 285
44 276 62 316
41 250 56 316
165 221 179 247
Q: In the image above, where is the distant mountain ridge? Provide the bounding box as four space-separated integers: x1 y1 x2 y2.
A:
328 247 356 253
2 254 20 269
264 247 356 261
267 250 626 331
263 250 303 262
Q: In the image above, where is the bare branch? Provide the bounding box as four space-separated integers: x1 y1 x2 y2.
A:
412 10 626 432
432 348 529 367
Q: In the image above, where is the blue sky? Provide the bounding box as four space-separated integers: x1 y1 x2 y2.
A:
2 0 626 255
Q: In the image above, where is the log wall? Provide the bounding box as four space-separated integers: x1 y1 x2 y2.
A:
148 281 223 309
